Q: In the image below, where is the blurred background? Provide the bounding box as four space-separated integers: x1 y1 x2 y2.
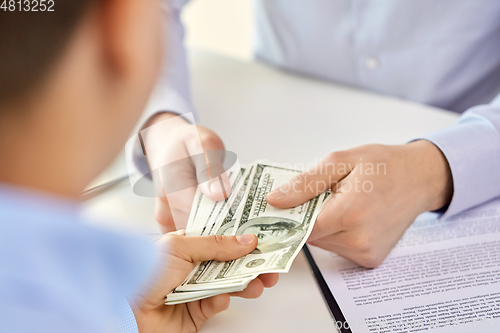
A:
184 0 253 61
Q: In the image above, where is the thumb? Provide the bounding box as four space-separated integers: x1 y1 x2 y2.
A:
198 168 232 202
266 155 352 208
170 234 258 263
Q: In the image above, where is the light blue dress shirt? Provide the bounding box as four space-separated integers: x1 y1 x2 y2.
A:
145 0 500 218
0 185 157 333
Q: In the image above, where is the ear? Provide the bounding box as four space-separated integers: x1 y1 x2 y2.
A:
97 0 135 77
97 0 162 79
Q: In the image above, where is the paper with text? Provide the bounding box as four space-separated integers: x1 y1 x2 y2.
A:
309 198 500 332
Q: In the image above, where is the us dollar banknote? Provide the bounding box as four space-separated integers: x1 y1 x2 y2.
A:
166 162 330 304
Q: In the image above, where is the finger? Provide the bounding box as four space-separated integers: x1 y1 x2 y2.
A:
257 273 279 288
167 234 258 263
306 165 371 242
186 294 230 329
166 229 186 236
311 211 415 269
306 239 364 265
154 197 176 233
186 127 232 201
308 237 385 268
164 186 196 230
155 165 197 231
198 294 231 320
198 172 232 202
307 189 348 242
266 152 354 208
229 278 264 299
230 273 279 298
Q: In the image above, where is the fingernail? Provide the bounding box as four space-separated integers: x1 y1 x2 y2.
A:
176 229 186 236
266 187 288 201
209 178 230 193
236 234 254 245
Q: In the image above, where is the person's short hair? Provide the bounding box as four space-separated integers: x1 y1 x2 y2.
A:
0 2 96 108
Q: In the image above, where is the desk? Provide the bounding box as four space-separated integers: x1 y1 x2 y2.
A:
80 49 459 333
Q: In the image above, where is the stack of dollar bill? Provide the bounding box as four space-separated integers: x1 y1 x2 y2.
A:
165 162 330 305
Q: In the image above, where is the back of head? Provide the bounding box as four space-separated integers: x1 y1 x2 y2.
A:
0 0 162 197
0 1 95 109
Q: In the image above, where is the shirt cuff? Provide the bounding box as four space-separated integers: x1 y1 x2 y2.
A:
138 85 196 132
416 104 500 218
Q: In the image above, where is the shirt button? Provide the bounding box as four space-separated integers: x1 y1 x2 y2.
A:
365 56 380 70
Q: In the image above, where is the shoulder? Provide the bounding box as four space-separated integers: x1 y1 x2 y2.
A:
0 198 156 333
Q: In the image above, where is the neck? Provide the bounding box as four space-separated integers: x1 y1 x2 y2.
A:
0 103 86 199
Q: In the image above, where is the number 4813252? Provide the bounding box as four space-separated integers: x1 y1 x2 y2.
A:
1 0 55 11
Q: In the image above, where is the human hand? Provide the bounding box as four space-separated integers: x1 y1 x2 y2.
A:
131 232 279 333
140 112 230 233
266 141 453 267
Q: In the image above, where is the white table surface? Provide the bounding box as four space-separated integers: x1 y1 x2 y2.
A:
80 49 459 333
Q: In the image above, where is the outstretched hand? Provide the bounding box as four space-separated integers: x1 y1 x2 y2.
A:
266 141 453 267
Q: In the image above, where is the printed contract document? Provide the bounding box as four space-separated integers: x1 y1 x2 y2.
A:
309 198 500 332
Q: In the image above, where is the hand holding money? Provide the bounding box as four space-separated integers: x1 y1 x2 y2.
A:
266 142 453 268
165 162 330 304
142 112 230 234
133 231 278 332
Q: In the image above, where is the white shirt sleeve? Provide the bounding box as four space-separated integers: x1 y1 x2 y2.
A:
136 0 194 132
417 93 500 218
